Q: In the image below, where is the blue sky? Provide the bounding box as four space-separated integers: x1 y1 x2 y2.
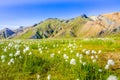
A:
0 0 120 30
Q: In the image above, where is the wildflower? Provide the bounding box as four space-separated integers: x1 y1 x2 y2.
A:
98 69 102 72
65 59 68 62
50 53 54 58
83 62 86 66
79 60 82 63
8 58 14 65
91 50 96 54
2 59 5 63
8 62 11 65
85 50 90 55
47 74 51 80
29 52 32 55
98 50 102 54
70 58 76 65
10 58 14 63
105 59 115 69
23 46 30 53
105 64 109 69
107 75 118 80
40 51 43 54
37 74 40 80
107 59 115 66
1 55 5 60
79 54 83 59
92 59 96 63
39 48 42 51
14 51 20 57
3 48 7 52
9 53 13 57
91 56 94 59
19 56 22 59
76 53 79 57
82 49 86 53
70 50 73 53
95 55 98 59
63 54 69 59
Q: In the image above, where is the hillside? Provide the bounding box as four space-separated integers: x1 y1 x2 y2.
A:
1 12 120 39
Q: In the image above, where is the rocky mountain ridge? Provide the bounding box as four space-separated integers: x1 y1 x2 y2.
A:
0 12 120 39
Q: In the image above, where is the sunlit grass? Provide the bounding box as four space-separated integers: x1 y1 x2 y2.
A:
0 38 120 80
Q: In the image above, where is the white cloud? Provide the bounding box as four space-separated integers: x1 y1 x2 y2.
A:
0 25 19 30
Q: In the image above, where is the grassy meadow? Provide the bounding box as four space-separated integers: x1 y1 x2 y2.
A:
0 38 120 80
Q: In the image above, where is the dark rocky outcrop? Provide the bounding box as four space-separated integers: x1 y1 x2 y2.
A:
0 28 15 38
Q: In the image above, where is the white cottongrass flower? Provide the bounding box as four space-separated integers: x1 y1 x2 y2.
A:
83 62 86 66
91 56 94 59
29 52 32 55
14 51 20 57
107 59 115 66
79 54 83 59
105 59 115 69
1 55 5 60
91 50 97 54
39 48 42 51
85 50 90 55
76 53 79 57
8 62 11 65
3 48 7 52
65 59 68 62
98 69 102 72
8 43 13 47
63 54 69 59
92 59 96 63
107 75 118 80
10 58 14 63
79 60 82 63
9 53 13 57
2 59 5 63
50 53 55 58
23 46 30 53
98 50 102 54
37 74 40 80
95 55 98 59
105 64 110 70
70 50 73 53
70 58 76 65
40 51 43 54
64 48 66 51
19 56 22 59
82 49 86 53
8 58 14 65
47 74 51 80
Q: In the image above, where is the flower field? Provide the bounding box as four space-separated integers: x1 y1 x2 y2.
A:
0 38 120 80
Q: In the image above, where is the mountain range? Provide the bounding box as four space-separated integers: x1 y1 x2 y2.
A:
0 12 120 39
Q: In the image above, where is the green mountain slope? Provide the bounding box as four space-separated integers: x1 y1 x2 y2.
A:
9 12 120 39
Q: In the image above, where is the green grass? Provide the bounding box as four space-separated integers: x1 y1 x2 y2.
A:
13 28 36 39
0 38 120 80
